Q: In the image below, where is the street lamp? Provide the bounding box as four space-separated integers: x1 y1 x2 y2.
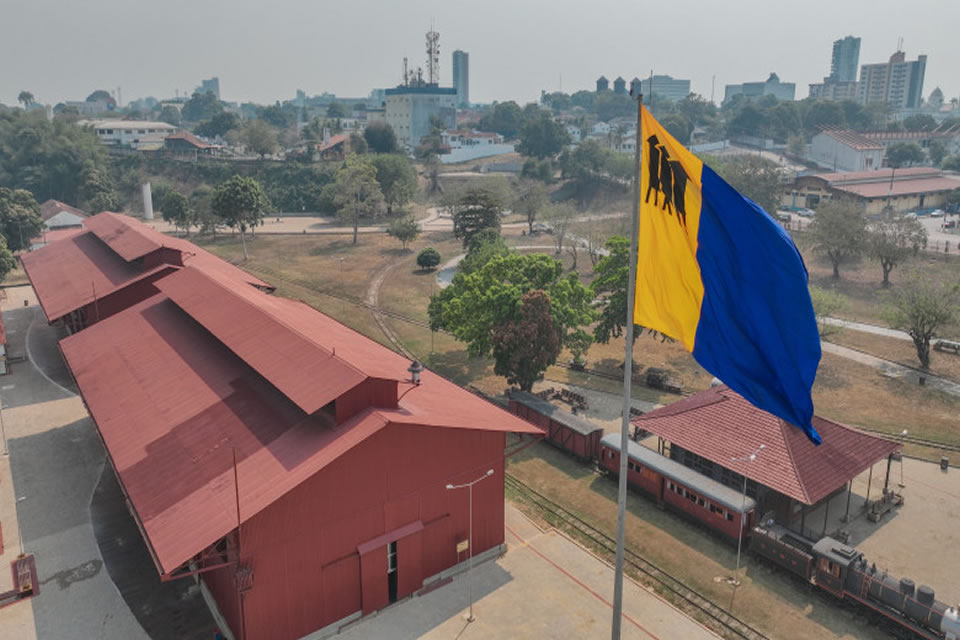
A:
729 444 764 599
446 468 494 623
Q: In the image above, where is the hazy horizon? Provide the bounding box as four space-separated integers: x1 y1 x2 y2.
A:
2 0 957 109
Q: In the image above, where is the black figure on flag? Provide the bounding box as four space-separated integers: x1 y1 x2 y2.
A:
644 135 662 205
669 159 689 229
644 133 690 231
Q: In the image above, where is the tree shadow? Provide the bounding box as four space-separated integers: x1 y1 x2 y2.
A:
426 350 491 387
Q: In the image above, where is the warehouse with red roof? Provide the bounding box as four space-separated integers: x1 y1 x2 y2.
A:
633 384 901 537
48 235 541 639
20 212 272 331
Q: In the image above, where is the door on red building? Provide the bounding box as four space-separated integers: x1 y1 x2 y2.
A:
387 541 398 603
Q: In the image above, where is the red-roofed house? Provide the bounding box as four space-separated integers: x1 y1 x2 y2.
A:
164 131 223 156
20 212 272 332
39 199 88 229
633 385 900 536
58 265 542 640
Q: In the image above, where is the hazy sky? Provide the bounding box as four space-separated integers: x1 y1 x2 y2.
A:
2 0 957 108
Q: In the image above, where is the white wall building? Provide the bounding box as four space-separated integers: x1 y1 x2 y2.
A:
809 130 884 172
79 120 177 150
384 86 457 151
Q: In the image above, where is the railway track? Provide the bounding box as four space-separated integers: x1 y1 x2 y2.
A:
859 428 960 454
504 473 770 640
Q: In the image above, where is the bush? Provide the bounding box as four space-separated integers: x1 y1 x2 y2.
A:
416 247 441 270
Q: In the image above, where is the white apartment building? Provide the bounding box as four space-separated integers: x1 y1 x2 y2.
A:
384 86 457 151
79 120 177 150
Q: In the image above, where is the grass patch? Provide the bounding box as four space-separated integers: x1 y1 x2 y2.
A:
827 330 960 381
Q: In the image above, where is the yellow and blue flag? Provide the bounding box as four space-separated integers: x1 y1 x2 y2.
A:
635 107 822 444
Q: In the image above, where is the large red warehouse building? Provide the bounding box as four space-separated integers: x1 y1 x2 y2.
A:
23 222 541 640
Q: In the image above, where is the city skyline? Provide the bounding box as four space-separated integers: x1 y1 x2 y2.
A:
2 0 958 108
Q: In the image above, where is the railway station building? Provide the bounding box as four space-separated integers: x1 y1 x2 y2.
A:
24 225 543 640
633 385 901 540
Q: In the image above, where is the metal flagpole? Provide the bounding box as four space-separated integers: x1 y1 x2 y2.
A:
612 91 643 640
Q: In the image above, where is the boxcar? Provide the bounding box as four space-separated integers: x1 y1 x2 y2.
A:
509 391 604 461
599 433 757 542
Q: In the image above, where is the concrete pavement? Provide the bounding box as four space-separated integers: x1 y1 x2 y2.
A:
821 317 912 341
337 504 719 640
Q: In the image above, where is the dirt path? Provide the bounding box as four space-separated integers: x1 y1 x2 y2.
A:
820 341 960 397
365 256 417 360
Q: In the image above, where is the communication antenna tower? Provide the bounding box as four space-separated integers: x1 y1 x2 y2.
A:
403 57 409 86
897 36 904 51
426 29 440 85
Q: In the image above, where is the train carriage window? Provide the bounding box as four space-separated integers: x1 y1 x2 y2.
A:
697 497 705 507
726 512 734 521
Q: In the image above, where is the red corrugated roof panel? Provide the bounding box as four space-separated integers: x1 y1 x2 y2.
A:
20 231 165 322
85 212 164 261
634 386 900 505
834 176 960 199
155 267 367 414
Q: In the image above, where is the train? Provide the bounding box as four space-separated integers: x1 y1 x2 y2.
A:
598 432 960 640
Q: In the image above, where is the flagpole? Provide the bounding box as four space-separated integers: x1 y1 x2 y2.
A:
611 91 643 640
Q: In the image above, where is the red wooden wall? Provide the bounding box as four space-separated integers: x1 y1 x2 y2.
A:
204 422 506 640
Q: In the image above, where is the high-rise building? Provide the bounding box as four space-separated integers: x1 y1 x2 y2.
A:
452 50 469 106
830 36 861 83
385 87 457 150
724 73 794 104
640 75 692 103
858 51 927 109
197 77 220 99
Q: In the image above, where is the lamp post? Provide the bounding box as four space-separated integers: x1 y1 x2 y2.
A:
729 444 764 609
446 468 494 623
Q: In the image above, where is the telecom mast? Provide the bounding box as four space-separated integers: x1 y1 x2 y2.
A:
426 29 440 85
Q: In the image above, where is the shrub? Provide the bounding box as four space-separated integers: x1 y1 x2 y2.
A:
416 247 441 270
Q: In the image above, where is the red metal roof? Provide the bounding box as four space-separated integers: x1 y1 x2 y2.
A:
33 227 85 246
317 134 348 153
834 176 960 199
60 285 540 575
633 386 901 505
21 213 271 323
164 131 219 150
20 231 165 321
815 167 938 183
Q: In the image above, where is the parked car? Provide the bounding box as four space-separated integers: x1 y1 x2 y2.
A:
794 207 815 217
929 209 945 217
944 220 957 229
774 211 791 222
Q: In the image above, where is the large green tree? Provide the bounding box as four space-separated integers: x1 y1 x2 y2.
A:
928 140 948 166
707 155 783 214
868 209 927 286
448 188 503 248
369 154 417 214
331 155 384 244
195 112 240 138
902 114 937 132
808 199 868 278
429 252 594 387
0 235 16 283
886 142 925 168
158 105 182 127
492 290 563 391
160 190 196 236
240 120 278 158
211 175 269 260
0 187 44 251
591 235 652 345
516 112 571 159
478 101 524 137
363 122 399 154
17 91 35 108
888 273 960 370
181 91 223 122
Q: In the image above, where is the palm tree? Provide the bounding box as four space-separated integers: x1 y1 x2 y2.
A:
17 91 35 109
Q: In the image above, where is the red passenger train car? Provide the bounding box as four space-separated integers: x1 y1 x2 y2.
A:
599 433 757 542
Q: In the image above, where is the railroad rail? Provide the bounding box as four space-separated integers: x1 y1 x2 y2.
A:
504 473 770 640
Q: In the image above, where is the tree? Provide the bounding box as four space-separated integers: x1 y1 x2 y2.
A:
592 235 652 345
0 234 16 282
331 155 384 244
258 104 296 129
428 253 594 386
868 209 927 286
86 90 112 103
459 229 509 276
416 247 441 270
17 91 35 108
928 140 948 166
158 105 182 127
195 112 240 138
802 100 845 137
902 114 937 132
80 168 120 213
888 273 960 370
943 155 960 172
543 202 577 255
211 175 269 260
363 122 399 154
423 153 442 194
369 154 417 214
492 290 563 391
809 285 847 338
0 187 44 251
181 91 223 122
659 114 693 145
386 216 420 250
241 120 278 158
516 112 570 159
707 155 783 215
448 188 503 248
478 101 524 137
160 190 195 235
349 131 368 154
326 102 346 118
807 199 868 278
886 142 925 168
787 135 806 157
515 181 549 233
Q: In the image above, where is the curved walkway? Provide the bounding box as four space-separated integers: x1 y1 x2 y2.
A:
821 341 960 398
822 317 911 341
